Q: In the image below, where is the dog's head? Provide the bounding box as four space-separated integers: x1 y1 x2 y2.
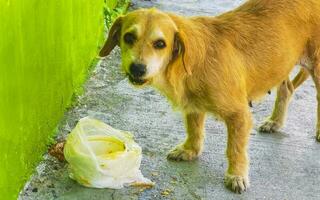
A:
99 8 186 86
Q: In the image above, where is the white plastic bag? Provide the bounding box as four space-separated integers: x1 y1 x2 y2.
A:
64 117 153 189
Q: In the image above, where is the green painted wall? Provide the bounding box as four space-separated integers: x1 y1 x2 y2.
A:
0 0 105 199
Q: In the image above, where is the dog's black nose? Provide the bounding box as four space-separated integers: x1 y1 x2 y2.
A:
130 63 146 77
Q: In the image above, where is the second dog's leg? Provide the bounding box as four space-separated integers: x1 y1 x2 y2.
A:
259 68 309 133
224 109 252 193
167 112 206 161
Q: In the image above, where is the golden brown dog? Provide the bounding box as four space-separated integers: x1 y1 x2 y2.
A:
99 0 320 193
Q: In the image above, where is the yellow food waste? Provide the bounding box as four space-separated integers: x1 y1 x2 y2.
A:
64 117 153 189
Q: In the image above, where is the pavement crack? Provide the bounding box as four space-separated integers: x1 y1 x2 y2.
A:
179 172 202 200
111 190 116 200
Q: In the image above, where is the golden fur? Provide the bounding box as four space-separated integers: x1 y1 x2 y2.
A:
99 0 320 193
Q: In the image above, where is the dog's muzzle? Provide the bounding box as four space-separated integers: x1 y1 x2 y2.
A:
128 75 147 85
128 63 147 85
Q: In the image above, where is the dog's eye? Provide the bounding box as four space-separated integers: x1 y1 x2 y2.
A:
124 33 136 45
153 39 166 49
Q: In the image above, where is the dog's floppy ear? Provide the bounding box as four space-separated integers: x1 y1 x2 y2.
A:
172 32 183 61
99 17 122 57
172 32 192 75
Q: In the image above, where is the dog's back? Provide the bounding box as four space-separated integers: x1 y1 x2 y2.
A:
240 0 320 99
190 0 320 100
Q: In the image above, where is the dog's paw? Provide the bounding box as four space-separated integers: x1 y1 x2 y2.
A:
167 145 199 161
316 130 320 142
259 119 281 133
224 173 249 194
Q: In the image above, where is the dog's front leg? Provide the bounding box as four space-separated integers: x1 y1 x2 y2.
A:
224 109 252 193
167 112 206 161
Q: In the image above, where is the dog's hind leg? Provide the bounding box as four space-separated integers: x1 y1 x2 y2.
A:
292 67 310 89
309 52 320 141
259 78 294 133
167 112 206 161
259 68 309 133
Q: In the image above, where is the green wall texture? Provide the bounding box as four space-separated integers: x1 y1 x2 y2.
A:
0 0 105 199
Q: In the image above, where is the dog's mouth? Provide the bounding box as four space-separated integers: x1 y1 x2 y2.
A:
128 75 148 86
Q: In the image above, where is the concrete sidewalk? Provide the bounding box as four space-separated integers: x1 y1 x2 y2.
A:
20 0 320 199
